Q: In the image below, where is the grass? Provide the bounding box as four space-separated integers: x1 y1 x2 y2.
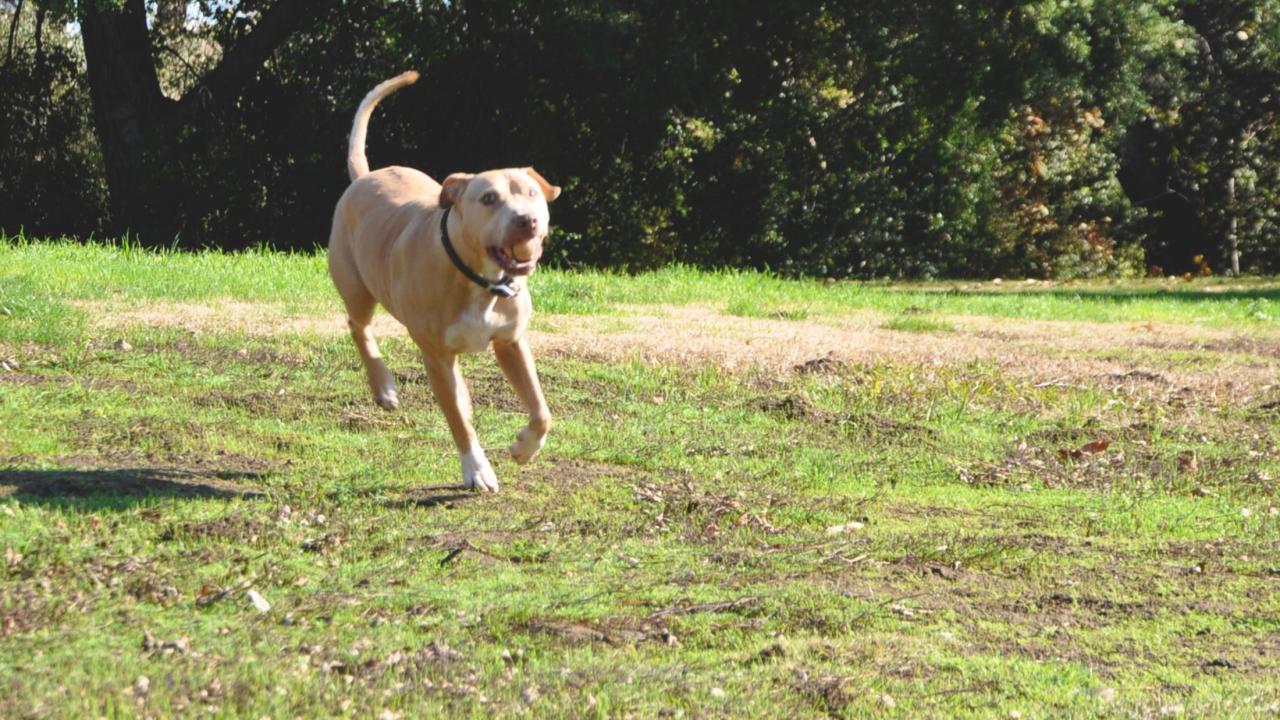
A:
880 314 956 333
4 233 1280 324
2 237 1280 718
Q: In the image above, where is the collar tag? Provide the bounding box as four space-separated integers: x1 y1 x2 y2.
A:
490 278 519 298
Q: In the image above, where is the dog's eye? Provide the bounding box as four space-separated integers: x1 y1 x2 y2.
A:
480 191 498 206
528 188 537 198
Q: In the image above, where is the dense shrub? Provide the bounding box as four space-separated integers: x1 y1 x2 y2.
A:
1 0 1277 278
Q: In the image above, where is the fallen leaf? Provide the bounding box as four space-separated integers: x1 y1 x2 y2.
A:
132 675 151 697
826 521 865 535
246 589 271 613
889 603 931 619
1059 439 1110 460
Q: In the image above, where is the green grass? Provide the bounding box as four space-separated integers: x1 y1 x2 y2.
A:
5 233 1280 325
2 238 1280 718
880 314 956 333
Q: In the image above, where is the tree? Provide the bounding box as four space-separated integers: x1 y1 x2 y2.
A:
75 0 337 243
3 0 1277 276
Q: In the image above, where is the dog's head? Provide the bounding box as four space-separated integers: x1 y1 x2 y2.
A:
439 167 561 277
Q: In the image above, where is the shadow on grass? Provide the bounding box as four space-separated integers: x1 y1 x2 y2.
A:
937 287 1280 304
385 484 479 509
0 466 263 510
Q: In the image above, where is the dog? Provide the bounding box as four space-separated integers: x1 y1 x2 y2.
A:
328 71 560 492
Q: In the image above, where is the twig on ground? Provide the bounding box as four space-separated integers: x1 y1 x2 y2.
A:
646 595 760 621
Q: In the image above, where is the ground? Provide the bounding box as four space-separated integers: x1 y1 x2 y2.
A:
1 240 1279 718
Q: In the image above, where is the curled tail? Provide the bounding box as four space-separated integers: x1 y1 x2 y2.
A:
347 70 420 181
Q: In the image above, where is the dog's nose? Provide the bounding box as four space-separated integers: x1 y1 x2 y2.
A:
515 214 538 236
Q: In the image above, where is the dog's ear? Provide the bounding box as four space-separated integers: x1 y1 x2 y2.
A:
440 173 474 209
524 167 561 203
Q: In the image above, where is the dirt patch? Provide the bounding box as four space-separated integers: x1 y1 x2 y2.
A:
75 299 1280 398
518 603 752 647
463 369 527 413
628 473 797 542
528 456 639 480
792 354 846 375
289 640 466 687
1137 335 1280 359
159 514 274 543
959 428 1278 496
0 372 50 388
522 617 664 646
756 394 835 423
0 371 146 395
193 390 288 416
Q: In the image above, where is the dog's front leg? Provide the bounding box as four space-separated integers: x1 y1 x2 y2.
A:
493 337 551 465
420 347 499 492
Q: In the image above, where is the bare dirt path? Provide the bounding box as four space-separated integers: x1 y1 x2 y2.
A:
80 300 1280 401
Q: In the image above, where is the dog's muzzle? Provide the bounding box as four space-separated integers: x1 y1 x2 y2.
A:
487 244 540 276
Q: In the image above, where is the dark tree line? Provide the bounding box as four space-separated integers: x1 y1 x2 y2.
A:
1 0 1277 277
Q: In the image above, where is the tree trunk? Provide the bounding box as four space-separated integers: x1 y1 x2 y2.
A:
78 0 339 245
1228 175 1239 276
80 0 180 242
4 0 23 66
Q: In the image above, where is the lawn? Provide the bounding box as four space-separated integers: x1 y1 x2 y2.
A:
2 238 1279 718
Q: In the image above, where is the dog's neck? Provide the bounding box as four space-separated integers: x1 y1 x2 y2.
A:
440 207 520 298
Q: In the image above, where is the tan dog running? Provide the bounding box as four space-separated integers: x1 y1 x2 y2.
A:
328 71 559 492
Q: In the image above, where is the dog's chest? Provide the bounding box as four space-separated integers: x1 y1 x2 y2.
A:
443 307 519 352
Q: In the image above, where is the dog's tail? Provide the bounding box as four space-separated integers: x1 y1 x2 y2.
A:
347 70 420 181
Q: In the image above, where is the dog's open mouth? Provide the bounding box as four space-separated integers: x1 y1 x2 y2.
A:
487 245 538 276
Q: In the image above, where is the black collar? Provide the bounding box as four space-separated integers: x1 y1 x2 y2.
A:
439 207 519 298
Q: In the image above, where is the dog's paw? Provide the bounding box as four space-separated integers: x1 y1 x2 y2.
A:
509 427 546 465
374 388 400 411
460 447 499 492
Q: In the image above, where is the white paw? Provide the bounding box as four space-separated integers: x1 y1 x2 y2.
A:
509 427 546 465
460 447 499 492
375 387 399 410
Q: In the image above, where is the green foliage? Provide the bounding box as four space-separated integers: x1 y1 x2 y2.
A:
0 0 1277 278
0 6 106 238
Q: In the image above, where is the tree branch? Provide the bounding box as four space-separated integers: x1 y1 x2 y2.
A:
177 0 339 116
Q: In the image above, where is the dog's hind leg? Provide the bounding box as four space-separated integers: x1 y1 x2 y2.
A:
329 253 400 410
